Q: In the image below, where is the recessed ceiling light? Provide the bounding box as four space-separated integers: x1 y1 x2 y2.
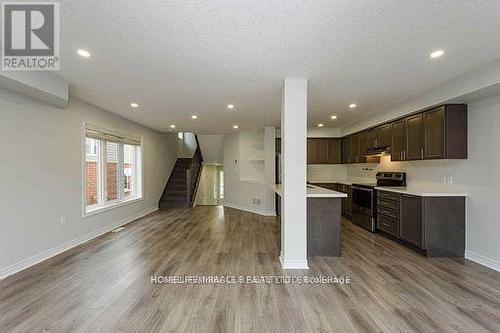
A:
227 104 235 109
317 123 324 127
130 103 139 108
169 124 176 129
191 115 198 120
330 115 338 120
430 49 445 58
77 49 91 58
349 103 357 109
232 125 239 129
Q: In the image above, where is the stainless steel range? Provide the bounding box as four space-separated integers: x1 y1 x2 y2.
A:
351 172 406 232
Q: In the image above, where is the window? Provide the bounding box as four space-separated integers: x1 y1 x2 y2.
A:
84 124 142 215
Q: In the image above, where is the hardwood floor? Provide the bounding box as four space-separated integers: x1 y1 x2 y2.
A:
1 206 499 332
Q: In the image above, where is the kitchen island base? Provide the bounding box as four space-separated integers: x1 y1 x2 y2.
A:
307 197 342 257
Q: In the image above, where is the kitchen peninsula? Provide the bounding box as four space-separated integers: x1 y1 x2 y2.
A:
273 184 347 257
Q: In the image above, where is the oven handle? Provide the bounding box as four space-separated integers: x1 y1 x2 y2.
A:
351 185 374 192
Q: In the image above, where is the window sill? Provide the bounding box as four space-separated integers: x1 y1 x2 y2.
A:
83 197 144 218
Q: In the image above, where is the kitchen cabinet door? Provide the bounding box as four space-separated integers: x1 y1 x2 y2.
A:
317 139 329 163
391 120 405 161
307 139 318 164
327 139 342 164
400 194 423 248
349 136 358 163
405 114 424 160
342 137 350 163
377 124 392 147
423 107 445 159
345 186 353 216
366 129 377 150
358 133 368 162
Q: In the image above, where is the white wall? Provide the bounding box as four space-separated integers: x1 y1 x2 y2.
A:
222 131 275 216
342 58 500 135
197 134 224 164
276 127 342 138
177 132 197 158
307 127 342 137
0 89 177 278
307 164 348 182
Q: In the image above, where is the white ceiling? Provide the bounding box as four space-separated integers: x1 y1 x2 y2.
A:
54 0 500 134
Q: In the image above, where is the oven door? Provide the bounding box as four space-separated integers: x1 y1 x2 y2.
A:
351 186 374 216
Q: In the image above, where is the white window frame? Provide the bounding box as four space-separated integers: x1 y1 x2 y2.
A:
82 123 144 218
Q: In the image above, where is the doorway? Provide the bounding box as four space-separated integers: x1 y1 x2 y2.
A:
194 164 224 205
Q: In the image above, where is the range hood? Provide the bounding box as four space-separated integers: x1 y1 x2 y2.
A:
365 146 391 156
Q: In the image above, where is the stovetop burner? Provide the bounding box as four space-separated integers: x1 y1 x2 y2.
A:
376 172 406 187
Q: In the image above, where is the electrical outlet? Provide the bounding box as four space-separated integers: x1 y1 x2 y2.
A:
252 198 261 205
444 176 453 185
59 216 66 226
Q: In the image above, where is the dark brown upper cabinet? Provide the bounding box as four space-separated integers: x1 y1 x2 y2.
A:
366 129 378 150
405 114 424 160
342 137 350 164
307 104 466 165
327 138 342 164
423 105 467 159
391 119 405 161
307 138 342 164
358 133 368 163
316 139 329 163
377 124 392 147
307 138 319 164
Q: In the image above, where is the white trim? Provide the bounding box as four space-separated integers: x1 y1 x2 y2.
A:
222 202 276 216
83 197 144 218
81 121 145 218
0 207 158 280
465 250 500 272
279 254 309 270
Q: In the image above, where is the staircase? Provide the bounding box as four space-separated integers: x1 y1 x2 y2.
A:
159 137 203 208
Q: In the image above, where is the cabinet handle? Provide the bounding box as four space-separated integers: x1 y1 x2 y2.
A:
383 223 391 227
403 150 406 160
421 148 424 159
400 151 402 160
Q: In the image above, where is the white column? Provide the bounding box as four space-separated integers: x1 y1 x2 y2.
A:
264 126 276 214
280 79 308 269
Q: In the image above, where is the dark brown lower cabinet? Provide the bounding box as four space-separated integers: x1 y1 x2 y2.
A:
311 183 352 217
342 185 352 217
376 190 465 258
400 194 423 248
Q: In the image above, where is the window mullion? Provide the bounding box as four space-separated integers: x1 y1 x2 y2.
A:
100 140 107 205
118 143 124 201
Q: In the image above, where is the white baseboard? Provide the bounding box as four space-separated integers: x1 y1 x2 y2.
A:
0 206 158 280
223 203 276 217
279 255 309 270
465 250 500 272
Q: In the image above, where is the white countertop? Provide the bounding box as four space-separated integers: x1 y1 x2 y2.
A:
273 184 347 198
375 186 468 197
308 180 353 186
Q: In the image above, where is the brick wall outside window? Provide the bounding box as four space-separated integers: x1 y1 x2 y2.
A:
85 162 133 205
